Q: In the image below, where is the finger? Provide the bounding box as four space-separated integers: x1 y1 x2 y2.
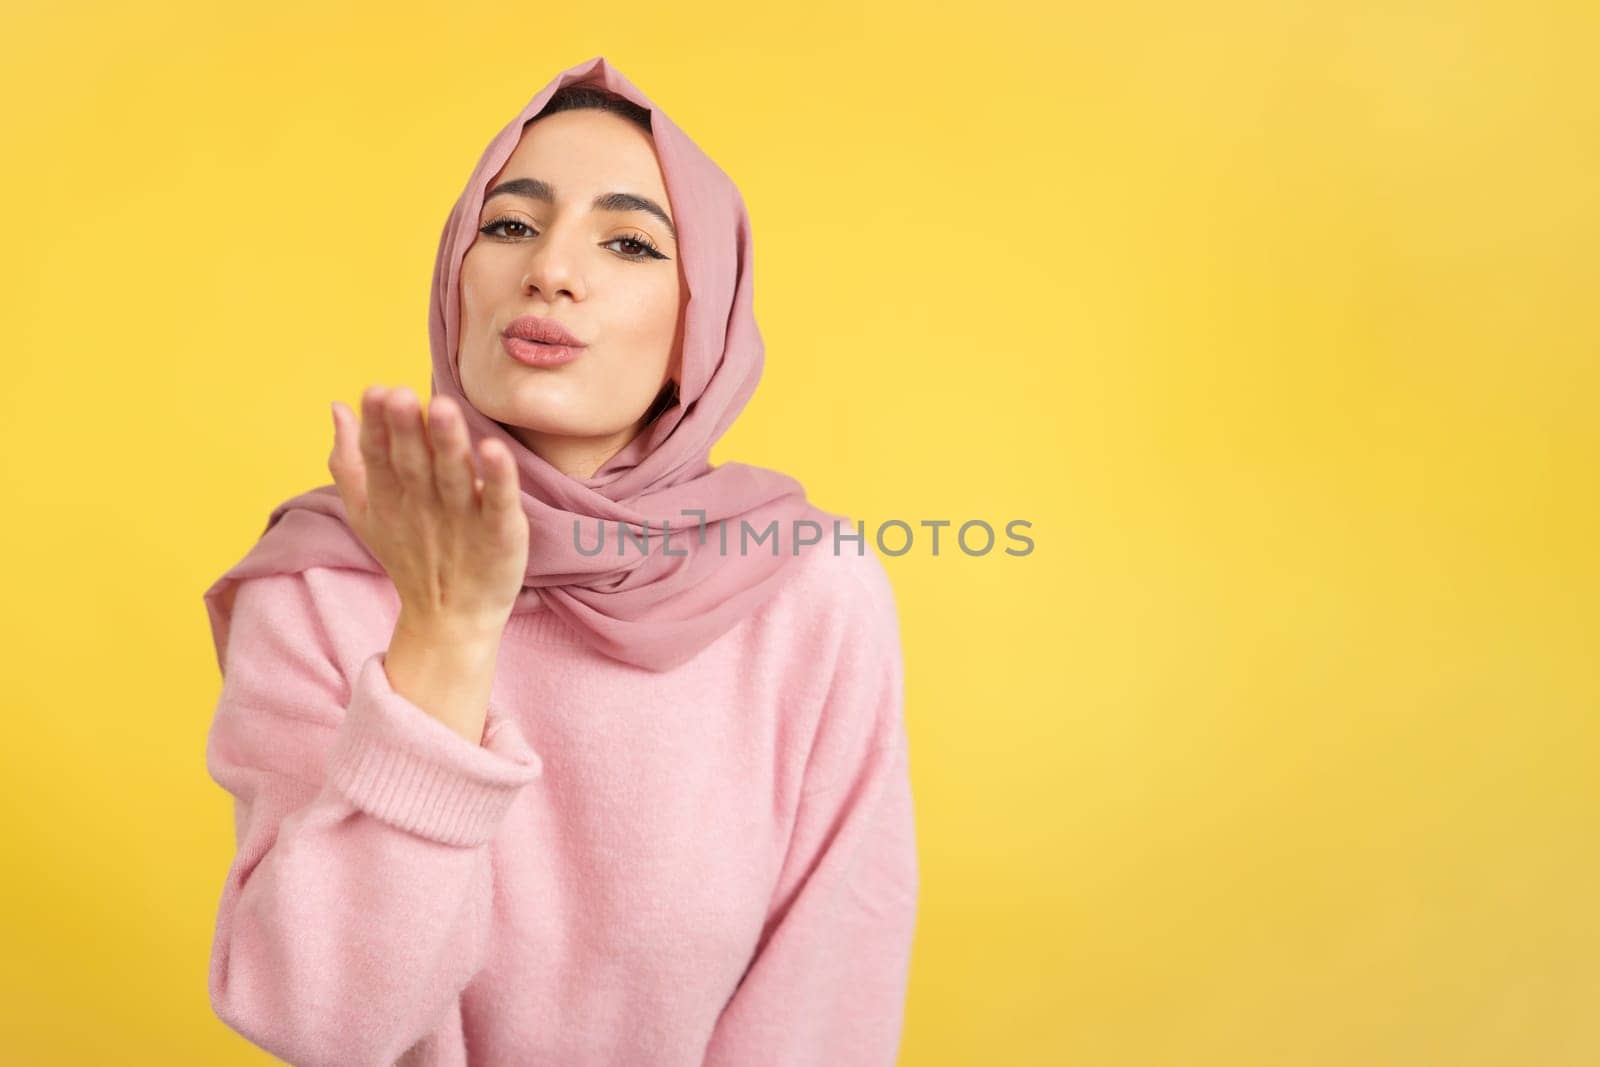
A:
384 387 439 505
426 396 475 512
327 401 368 515
478 438 521 518
360 385 403 506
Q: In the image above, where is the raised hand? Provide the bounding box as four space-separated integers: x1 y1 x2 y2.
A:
328 386 529 637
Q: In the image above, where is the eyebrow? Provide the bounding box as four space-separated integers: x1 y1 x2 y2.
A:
483 177 677 242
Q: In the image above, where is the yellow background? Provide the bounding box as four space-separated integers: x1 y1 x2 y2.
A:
3 2 1596 1063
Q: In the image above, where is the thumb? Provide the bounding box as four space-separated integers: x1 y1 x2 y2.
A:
479 438 521 520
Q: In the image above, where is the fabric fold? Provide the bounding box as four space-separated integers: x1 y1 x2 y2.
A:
324 652 543 847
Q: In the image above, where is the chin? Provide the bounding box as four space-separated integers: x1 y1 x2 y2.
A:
509 413 627 439
489 394 642 441
463 353 656 438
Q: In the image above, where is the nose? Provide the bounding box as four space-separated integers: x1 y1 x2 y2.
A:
518 229 585 302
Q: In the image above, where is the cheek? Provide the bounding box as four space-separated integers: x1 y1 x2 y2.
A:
458 246 517 320
621 276 680 353
458 257 490 319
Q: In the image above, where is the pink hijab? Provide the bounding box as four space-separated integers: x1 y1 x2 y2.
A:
203 55 831 674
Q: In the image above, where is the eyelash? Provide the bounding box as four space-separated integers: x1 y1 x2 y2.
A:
476 215 668 261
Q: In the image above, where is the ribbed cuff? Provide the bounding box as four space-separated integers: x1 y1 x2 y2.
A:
325 651 543 847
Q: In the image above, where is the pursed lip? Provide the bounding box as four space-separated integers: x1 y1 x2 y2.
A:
501 315 587 347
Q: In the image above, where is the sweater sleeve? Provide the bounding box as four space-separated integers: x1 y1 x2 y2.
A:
203 571 543 1067
701 567 920 1067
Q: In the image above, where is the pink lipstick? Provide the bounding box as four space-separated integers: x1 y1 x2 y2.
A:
501 315 588 367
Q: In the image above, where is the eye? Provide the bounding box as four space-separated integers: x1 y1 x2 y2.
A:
477 216 670 262
478 215 534 239
604 233 668 261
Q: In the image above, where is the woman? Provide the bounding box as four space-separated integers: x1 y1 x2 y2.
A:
201 56 917 1067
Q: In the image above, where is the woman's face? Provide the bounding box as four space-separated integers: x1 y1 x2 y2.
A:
458 108 683 477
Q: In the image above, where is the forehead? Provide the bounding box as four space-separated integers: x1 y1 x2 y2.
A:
491 109 670 203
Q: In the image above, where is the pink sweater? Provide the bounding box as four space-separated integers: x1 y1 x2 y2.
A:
202 538 918 1066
